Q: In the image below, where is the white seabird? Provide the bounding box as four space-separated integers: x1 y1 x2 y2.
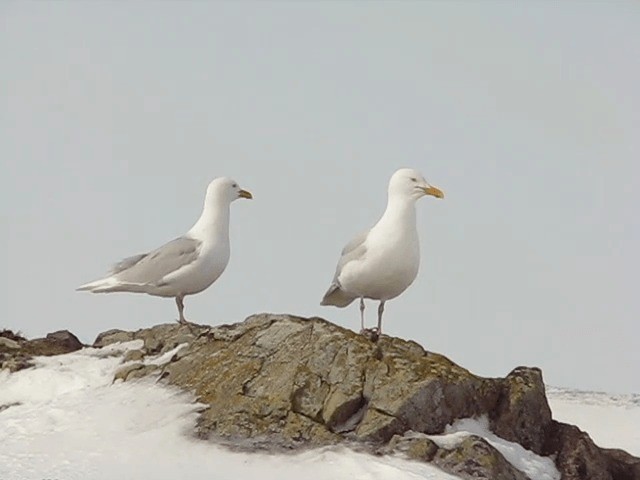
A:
321 168 444 336
77 177 252 324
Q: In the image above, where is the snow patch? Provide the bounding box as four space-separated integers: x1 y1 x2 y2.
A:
548 386 640 456
0 345 461 480
143 343 188 366
1 345 637 480
425 416 559 480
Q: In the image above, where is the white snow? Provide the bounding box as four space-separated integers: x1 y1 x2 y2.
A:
428 417 560 480
1 345 637 480
547 386 640 456
0 343 460 480
143 343 188 366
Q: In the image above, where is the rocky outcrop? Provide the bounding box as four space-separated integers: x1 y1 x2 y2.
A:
0 329 83 371
2 315 638 480
88 314 640 479
98 315 507 448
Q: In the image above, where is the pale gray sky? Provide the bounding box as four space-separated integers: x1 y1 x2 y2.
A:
1 1 638 393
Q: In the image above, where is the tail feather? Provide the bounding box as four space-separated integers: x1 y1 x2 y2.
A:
76 277 145 293
321 283 356 308
76 276 118 293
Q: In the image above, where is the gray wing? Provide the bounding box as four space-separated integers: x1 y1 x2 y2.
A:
109 254 148 275
320 230 369 307
333 229 369 280
114 236 202 286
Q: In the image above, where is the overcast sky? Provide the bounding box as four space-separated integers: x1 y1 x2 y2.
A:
1 1 638 394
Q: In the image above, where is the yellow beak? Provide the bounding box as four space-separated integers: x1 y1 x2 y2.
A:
422 185 444 199
239 189 253 199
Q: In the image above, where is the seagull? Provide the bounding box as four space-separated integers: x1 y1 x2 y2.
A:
321 168 443 336
77 177 252 324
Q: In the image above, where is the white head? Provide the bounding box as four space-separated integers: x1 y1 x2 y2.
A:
205 177 253 206
388 168 444 201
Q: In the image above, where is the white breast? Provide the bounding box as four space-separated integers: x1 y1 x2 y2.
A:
160 239 230 296
339 225 420 301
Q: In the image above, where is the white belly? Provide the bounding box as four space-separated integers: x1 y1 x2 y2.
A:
339 237 420 301
156 242 230 297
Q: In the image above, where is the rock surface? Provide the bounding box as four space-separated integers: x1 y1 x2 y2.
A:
385 432 528 480
2 315 638 480
545 421 640 480
98 315 506 448
433 435 529 480
490 367 552 455
0 329 83 371
90 314 640 480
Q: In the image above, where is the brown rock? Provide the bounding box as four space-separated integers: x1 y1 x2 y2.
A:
114 363 146 382
490 367 552 455
87 314 638 478
604 448 640 480
93 329 135 348
432 435 529 480
123 349 145 362
387 432 530 480
386 432 439 462
546 421 640 480
21 330 83 356
0 329 26 342
0 337 20 350
1 329 84 372
106 315 502 449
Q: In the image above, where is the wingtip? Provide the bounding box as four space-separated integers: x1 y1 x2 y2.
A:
321 285 356 308
76 277 113 292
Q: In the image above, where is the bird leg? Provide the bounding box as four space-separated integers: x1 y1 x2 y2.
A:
376 301 385 335
176 295 189 325
359 298 383 342
359 297 366 333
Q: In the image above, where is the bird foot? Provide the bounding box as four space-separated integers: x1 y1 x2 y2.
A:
176 317 194 327
359 327 380 342
176 318 206 334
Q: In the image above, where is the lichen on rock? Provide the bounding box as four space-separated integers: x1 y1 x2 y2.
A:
4 315 637 480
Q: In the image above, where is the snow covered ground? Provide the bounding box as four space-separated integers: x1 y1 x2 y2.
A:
0 343 637 480
547 386 640 456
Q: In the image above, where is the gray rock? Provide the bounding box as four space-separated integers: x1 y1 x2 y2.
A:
386 432 530 479
490 367 552 455
603 448 640 480
123 349 145 362
432 435 529 480
114 363 160 382
386 432 439 462
42 330 84 353
0 337 20 350
546 421 640 480
1 329 84 372
114 363 146 382
93 329 136 347
104 315 501 450
82 313 640 478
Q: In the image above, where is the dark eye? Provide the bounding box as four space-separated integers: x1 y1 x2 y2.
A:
410 177 417 182
232 183 238 188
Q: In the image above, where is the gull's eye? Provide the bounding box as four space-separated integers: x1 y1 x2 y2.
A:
232 183 238 188
410 177 417 182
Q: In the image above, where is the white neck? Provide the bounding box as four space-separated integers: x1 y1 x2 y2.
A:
377 194 417 232
187 192 231 240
